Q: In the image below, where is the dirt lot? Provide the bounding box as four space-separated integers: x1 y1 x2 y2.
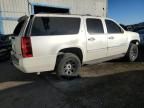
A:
0 47 144 108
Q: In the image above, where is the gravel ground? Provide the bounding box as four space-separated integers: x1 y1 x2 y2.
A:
0 47 144 108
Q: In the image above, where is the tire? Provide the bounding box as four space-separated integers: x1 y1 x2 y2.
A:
56 53 81 78
126 43 138 62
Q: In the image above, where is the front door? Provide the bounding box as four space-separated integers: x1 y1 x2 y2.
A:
105 20 128 56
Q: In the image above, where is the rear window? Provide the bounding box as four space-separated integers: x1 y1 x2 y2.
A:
13 20 25 36
31 17 81 36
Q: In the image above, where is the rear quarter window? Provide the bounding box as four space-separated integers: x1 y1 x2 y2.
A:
13 16 29 36
13 20 25 36
31 17 81 36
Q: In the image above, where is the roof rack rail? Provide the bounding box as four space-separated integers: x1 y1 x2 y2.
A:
34 13 103 17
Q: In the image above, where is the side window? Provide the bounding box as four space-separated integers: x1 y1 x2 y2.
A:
86 18 104 34
31 17 80 36
105 20 124 33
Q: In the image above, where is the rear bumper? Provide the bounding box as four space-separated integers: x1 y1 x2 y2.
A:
12 55 57 73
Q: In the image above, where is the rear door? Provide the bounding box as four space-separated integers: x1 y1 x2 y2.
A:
86 18 107 61
11 16 29 60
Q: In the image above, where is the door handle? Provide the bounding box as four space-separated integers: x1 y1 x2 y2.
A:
88 37 95 41
108 36 114 40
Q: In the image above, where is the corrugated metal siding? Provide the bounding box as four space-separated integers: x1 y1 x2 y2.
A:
2 20 17 34
30 0 107 16
0 0 28 34
0 0 27 17
0 0 107 34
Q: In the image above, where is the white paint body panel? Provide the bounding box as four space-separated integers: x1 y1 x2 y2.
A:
107 33 128 56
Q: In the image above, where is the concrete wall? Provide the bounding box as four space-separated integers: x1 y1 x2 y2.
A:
0 0 108 34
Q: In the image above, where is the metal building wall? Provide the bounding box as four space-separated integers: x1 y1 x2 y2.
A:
0 0 28 34
0 0 107 34
30 0 107 16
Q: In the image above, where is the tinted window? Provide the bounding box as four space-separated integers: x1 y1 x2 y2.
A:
13 20 25 35
87 19 104 34
31 17 80 36
105 20 123 33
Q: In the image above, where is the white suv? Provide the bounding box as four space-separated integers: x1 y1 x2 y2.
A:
11 14 140 77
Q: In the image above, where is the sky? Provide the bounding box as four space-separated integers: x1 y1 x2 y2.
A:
108 0 144 25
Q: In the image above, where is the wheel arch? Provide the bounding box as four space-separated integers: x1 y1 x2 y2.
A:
57 47 83 63
130 40 140 45
126 40 139 62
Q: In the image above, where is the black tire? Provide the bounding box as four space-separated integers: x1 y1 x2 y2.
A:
126 43 138 62
56 53 81 78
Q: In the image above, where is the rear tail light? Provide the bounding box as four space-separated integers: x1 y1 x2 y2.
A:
21 37 33 58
